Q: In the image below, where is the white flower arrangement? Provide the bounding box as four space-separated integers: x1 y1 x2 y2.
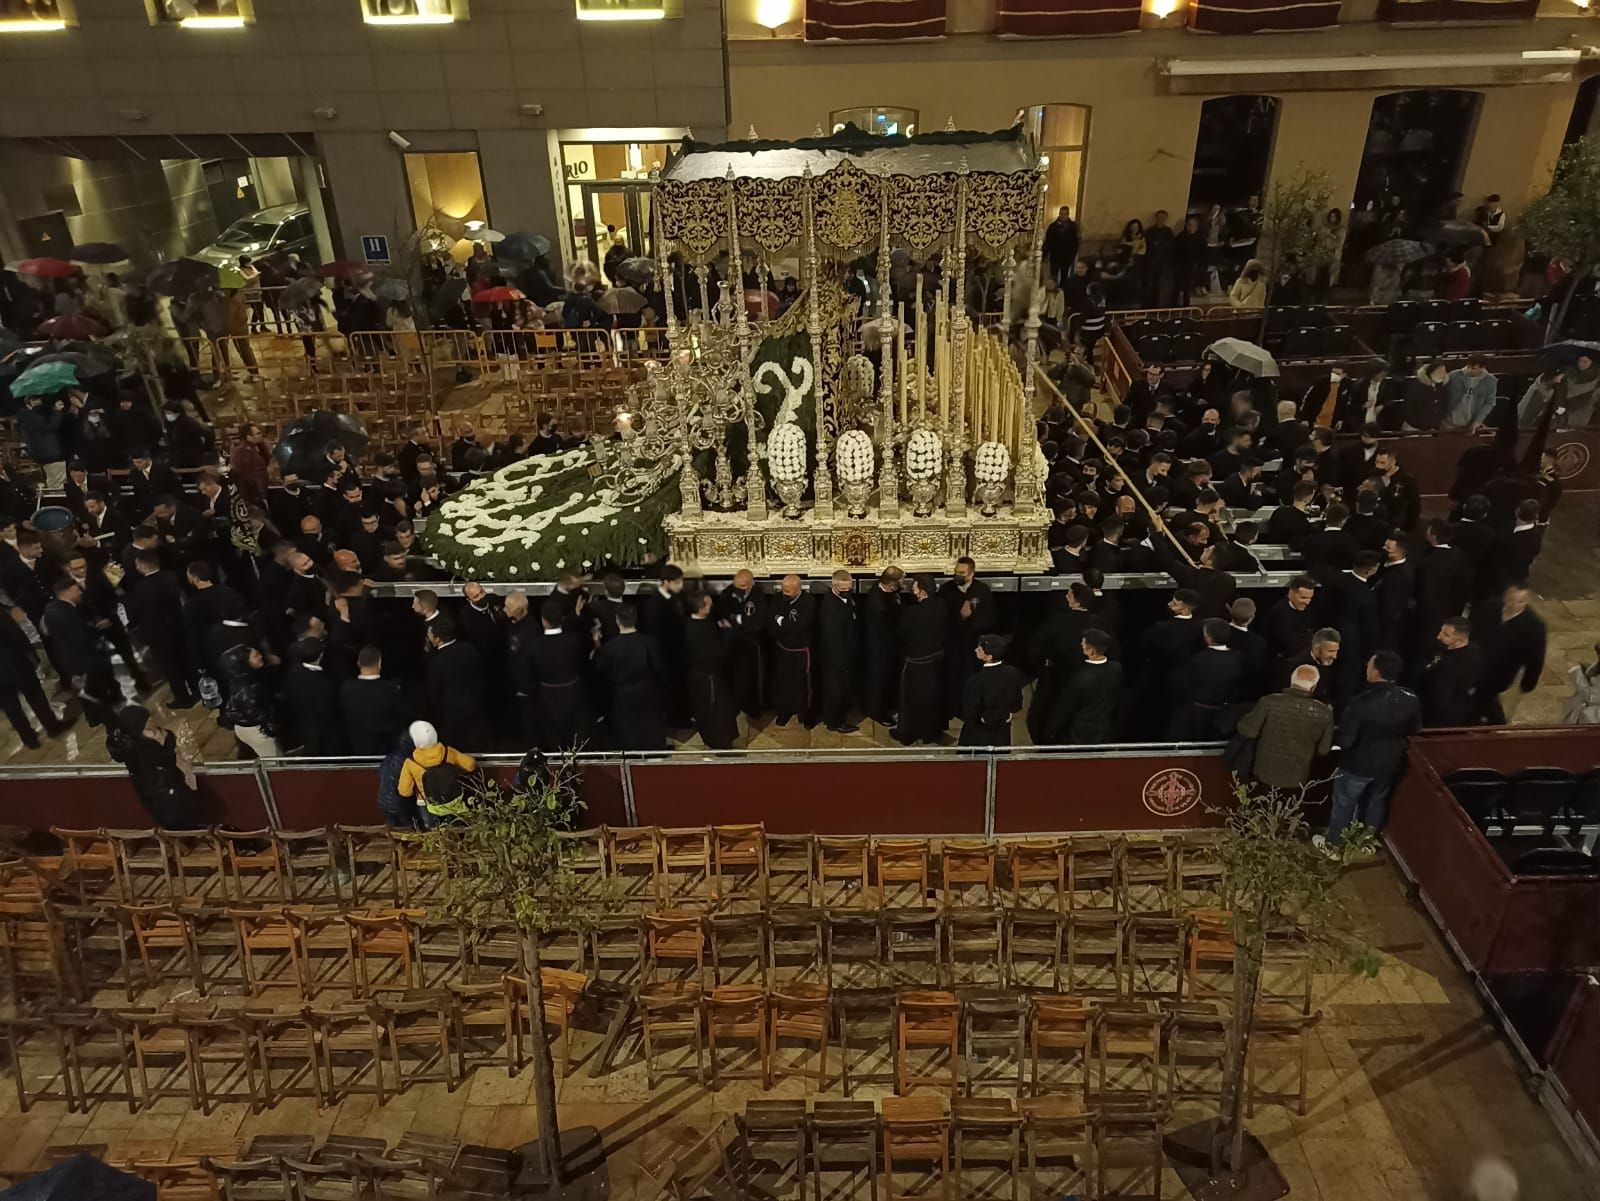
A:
768 422 809 482
974 440 1012 485
843 353 875 402
906 429 943 481
835 430 876 484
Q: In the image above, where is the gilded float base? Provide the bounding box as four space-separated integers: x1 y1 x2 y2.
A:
664 507 1051 575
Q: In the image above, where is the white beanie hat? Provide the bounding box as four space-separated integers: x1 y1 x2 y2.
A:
408 720 439 749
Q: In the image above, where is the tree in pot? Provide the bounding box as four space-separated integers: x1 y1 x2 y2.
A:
422 767 619 1186
1182 779 1379 1200
1524 134 1600 341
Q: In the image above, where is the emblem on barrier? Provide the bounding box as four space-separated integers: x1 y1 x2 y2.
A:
1142 768 1203 817
1551 442 1590 481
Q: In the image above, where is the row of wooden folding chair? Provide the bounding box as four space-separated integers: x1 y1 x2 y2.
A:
737 1095 1165 1201
4 971 589 1115
589 827 1223 913
42 826 442 908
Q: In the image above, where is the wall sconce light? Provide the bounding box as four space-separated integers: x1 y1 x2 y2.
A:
313 106 339 120
1146 0 1179 17
0 19 68 31
755 0 796 31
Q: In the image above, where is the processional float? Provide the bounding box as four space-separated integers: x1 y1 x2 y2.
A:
635 124 1053 575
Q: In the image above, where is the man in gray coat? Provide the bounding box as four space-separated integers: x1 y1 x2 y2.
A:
1235 664 1334 790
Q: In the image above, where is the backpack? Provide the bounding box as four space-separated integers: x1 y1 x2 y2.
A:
418 758 464 806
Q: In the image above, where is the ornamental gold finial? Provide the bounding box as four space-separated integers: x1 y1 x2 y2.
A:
945 116 956 131
748 124 759 140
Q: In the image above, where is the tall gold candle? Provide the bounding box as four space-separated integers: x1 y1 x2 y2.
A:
914 274 925 419
896 303 908 426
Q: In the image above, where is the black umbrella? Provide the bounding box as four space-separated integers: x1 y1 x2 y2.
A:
612 256 655 288
428 277 470 321
0 1153 155 1201
139 258 219 300
498 232 550 264
1540 340 1600 369
32 350 113 377
273 411 370 481
69 242 130 265
1424 220 1490 249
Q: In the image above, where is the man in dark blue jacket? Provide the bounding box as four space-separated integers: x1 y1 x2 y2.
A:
1316 650 1421 851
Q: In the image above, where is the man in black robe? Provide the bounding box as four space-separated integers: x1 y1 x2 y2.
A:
503 592 540 746
1025 583 1105 743
1046 629 1123 744
636 566 689 728
818 570 860 734
1327 552 1382 706
1416 520 1474 649
959 634 1025 747
895 574 948 746
685 590 739 749
127 549 198 708
939 556 996 720
592 602 668 751
43 575 121 728
768 574 817 728
459 581 511 741
1420 616 1487 728
339 646 408 756
1260 576 1321 689
280 637 346 755
1133 587 1205 736
425 614 491 751
859 567 904 727
524 598 594 753
1375 533 1418 660
1168 618 1242 741
1479 584 1546 725
714 569 767 719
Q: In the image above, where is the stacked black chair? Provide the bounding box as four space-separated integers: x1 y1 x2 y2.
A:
1504 768 1580 836
1443 768 1508 832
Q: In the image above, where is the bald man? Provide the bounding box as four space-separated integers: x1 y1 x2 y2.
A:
715 568 768 718
768 574 817 727
1234 662 1334 790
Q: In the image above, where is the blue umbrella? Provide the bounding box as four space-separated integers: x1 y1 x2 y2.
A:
9 360 79 398
0 1152 154 1201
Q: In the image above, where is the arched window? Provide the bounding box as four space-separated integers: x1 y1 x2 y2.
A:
1187 95 1279 213
829 107 919 138
1022 104 1090 220
1350 90 1482 219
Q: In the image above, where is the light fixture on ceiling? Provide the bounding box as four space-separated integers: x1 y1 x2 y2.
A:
1162 48 1581 75
178 14 247 27
576 6 666 20
0 18 68 31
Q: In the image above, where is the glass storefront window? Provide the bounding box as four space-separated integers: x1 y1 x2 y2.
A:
405 151 489 263
361 0 460 21
0 0 72 29
830 107 919 137
575 0 679 20
1022 103 1090 220
148 0 252 26
561 142 669 268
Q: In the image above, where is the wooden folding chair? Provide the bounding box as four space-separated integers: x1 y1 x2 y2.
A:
244 1008 322 1107
1066 836 1121 913
767 907 823 983
1247 1004 1321 1116
1004 839 1067 911
124 902 204 997
3 1017 74 1112
156 829 226 901
711 823 767 905
643 909 706 985
816 837 870 907
1185 909 1234 1000
952 1097 1020 1201
873 838 931 908
49 827 122 904
114 1005 200 1111
738 1099 808 1201
276 829 343 903
765 834 816 907
305 1002 391 1104
1118 837 1178 915
603 825 662 901
881 1095 951 1201
1028 994 1094 1098
939 840 997 907
809 1101 879 1201
344 908 423 995
897 990 961 1095
638 981 703 1089
705 984 767 1088
769 982 830 1088
216 829 287 901
659 826 714 903
1005 908 1063 992
179 1008 267 1115
1165 1000 1228 1105
379 992 457 1092
1020 1096 1093 1199
105 829 171 901
335 825 399 904
1095 1109 1164 1201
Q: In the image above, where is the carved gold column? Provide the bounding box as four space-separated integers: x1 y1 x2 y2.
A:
1014 171 1048 519
802 166 833 514
946 163 969 518
727 168 767 520
654 194 700 517
875 174 899 519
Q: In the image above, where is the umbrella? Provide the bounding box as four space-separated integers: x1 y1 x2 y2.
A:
1366 238 1429 267
278 276 324 310
598 286 647 315
498 232 551 263
744 288 780 320
466 227 506 243
428 278 470 320
317 260 371 279
1541 340 1600 368
215 265 247 290
10 360 80 397
371 278 411 301
141 258 218 299
32 351 113 377
1425 220 1490 248
476 286 525 305
35 313 107 340
1204 337 1279 378
272 411 370 481
16 258 78 279
68 242 129 265
0 1151 155 1201
613 256 655 288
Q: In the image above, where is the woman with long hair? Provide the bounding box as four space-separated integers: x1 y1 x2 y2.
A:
1562 645 1600 725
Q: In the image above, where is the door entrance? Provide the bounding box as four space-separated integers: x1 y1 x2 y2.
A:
578 182 652 281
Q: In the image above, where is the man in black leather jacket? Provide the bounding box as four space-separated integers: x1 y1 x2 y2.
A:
1316 650 1421 851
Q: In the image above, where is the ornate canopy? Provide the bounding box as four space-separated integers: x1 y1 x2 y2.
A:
656 124 1044 262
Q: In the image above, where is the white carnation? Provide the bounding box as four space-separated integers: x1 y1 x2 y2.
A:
906 429 943 481
836 430 875 484
974 440 1012 485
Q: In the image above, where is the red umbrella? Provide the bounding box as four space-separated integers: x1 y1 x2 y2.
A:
476 286 525 304
316 260 371 279
16 258 79 279
35 313 107 340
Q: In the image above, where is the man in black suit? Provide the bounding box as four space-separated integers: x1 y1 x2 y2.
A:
1134 587 1205 735
1495 500 1544 594
1333 424 1382 497
3 528 52 632
396 422 430 482
522 598 594 753
684 589 739 749
1419 616 1487 728
63 550 150 694
1046 628 1123 744
958 634 1025 747
1479 584 1547 725
1374 448 1421 532
425 614 491 751
1327 550 1382 706
636 566 688 728
940 557 996 721
1264 399 1311 461
125 449 183 520
592 601 668 751
1294 502 1358 580
1343 493 1390 553
1123 365 1173 425
1265 481 1318 546
1375 532 1417 659
1027 584 1108 742
1449 494 1498 602
1416 520 1473 652
1260 576 1320 687
281 637 347 755
1168 618 1242 741
42 575 119 727
768 574 817 728
339 646 408 755
1225 598 1269 703
860 568 904 728
1215 455 1269 511
817 570 861 734
0 606 65 746
715 569 768 720
127 549 198 709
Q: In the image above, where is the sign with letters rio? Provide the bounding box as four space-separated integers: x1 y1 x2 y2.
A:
361 235 391 265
